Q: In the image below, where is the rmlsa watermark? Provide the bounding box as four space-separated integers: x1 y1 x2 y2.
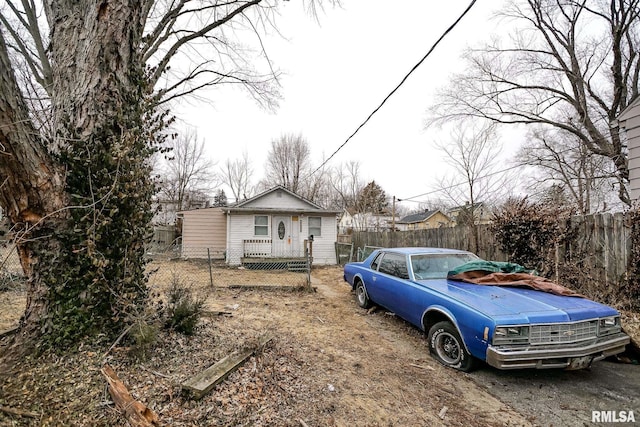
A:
592 410 636 423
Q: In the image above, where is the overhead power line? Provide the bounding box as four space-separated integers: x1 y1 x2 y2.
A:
308 0 478 177
398 163 523 203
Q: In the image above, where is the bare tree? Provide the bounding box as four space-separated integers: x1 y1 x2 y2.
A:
0 0 335 350
327 161 365 210
427 0 640 206
263 133 312 194
518 128 618 214
157 129 217 214
220 151 254 202
434 121 510 252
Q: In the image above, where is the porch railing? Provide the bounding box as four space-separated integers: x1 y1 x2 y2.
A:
243 239 272 257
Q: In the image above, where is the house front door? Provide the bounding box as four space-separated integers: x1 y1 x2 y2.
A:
272 216 292 257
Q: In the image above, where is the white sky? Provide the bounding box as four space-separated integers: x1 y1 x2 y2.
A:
174 0 519 207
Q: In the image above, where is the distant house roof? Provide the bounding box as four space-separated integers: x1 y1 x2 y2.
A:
448 202 486 212
397 210 449 224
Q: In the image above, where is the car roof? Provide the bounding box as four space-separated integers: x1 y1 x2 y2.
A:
378 247 474 256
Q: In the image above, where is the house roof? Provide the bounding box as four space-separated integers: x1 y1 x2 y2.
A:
232 186 322 209
223 186 341 214
448 202 486 213
397 209 449 224
176 206 224 215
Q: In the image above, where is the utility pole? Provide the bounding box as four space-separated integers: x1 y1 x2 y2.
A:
392 196 396 231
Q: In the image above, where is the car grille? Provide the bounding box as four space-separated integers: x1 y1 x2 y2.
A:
529 320 598 345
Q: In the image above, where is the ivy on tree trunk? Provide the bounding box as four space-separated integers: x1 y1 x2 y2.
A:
0 0 167 350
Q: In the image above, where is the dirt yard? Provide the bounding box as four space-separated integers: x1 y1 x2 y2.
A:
0 266 539 426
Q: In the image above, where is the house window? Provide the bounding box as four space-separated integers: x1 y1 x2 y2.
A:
309 216 322 237
254 215 268 236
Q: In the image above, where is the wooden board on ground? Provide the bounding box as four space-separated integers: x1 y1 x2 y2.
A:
182 336 273 400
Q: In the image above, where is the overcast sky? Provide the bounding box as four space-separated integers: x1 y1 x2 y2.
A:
174 0 518 207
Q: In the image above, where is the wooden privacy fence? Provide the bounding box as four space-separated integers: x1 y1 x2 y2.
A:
567 213 630 286
352 212 631 287
351 225 508 263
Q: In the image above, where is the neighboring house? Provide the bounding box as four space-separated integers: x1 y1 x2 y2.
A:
338 209 399 232
396 210 453 230
179 186 340 265
338 208 357 234
447 202 493 226
618 96 640 202
153 196 209 226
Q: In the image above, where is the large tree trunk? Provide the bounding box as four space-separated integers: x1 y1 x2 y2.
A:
0 30 68 344
0 0 152 350
47 0 145 139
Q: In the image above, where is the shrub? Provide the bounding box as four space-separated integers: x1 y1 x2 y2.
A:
128 320 159 360
626 206 640 306
490 197 575 276
164 275 205 335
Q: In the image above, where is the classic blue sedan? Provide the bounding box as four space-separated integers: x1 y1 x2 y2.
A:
343 247 630 371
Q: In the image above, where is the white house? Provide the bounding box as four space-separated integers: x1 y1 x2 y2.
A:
179 186 340 265
447 202 493 226
338 209 399 233
618 96 640 203
338 208 356 234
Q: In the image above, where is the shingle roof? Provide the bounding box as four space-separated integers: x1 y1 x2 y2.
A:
397 210 442 224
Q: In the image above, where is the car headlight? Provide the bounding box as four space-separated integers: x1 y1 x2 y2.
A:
493 325 530 345
599 316 621 336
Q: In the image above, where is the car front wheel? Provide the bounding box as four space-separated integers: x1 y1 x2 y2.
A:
354 280 372 309
428 321 477 372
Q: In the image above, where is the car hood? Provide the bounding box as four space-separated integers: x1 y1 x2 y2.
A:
425 280 619 324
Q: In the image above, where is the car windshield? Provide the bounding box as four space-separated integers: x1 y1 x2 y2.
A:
410 253 479 280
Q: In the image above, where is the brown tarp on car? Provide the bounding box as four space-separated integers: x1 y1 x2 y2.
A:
448 270 584 298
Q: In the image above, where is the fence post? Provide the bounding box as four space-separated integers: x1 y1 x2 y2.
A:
555 242 559 284
306 252 312 290
207 248 213 288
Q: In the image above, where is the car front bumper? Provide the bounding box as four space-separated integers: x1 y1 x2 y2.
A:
486 333 630 370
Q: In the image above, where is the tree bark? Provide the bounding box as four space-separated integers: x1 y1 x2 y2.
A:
0 29 68 344
0 0 149 348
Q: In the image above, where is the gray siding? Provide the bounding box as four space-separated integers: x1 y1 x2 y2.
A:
620 99 640 202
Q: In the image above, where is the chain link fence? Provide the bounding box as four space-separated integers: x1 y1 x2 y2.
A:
334 243 384 265
146 246 312 291
1 241 311 292
0 242 24 291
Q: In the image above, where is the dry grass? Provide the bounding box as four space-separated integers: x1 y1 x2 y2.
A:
2 264 638 426
0 266 532 426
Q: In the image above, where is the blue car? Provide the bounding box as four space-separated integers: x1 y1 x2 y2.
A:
343 247 630 371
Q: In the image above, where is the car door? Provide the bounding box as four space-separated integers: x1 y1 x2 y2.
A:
369 252 411 318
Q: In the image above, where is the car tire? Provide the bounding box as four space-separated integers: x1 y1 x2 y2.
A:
354 280 372 309
428 321 477 372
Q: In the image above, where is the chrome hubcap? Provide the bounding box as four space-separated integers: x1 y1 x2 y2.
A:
436 332 461 364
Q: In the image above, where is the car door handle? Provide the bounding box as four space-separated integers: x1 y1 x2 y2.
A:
372 276 376 282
